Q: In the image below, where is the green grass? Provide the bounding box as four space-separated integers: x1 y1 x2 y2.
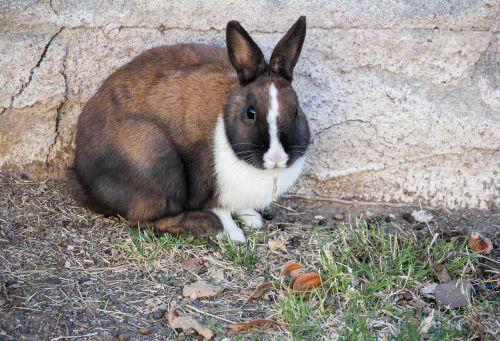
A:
276 219 484 340
216 230 262 272
278 291 326 339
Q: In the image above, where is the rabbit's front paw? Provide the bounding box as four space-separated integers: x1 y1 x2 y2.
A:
212 208 247 243
235 208 263 229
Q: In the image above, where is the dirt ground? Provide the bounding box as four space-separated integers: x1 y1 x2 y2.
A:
0 174 498 340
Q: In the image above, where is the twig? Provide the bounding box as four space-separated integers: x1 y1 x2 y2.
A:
50 332 98 340
185 304 236 324
283 194 435 209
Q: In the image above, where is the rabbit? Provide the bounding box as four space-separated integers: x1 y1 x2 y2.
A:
70 16 310 243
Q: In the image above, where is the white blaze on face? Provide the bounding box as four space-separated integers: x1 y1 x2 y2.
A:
263 83 289 169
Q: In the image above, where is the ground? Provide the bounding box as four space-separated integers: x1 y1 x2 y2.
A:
0 174 498 340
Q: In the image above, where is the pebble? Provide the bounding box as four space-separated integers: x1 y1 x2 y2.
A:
333 213 344 221
138 327 150 335
152 309 165 320
118 335 127 341
288 236 301 248
4 279 17 287
152 303 168 319
262 211 274 221
401 212 416 224
385 214 396 223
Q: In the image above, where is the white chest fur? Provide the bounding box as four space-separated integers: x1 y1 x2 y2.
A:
213 117 306 212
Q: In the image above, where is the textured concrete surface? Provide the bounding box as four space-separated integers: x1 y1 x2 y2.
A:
0 1 499 209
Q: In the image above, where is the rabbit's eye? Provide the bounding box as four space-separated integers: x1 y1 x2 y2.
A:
246 106 256 120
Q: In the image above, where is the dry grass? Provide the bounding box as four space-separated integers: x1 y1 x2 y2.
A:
0 174 498 340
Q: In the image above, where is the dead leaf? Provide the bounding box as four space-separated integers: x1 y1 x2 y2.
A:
407 298 427 309
183 280 222 299
228 319 279 334
434 279 472 309
280 261 304 277
167 308 214 340
280 261 323 292
209 269 225 283
418 309 434 334
182 257 204 267
248 282 274 301
268 237 286 250
433 266 451 283
291 272 322 291
468 232 493 255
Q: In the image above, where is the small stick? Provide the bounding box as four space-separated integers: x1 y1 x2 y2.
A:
185 304 236 324
272 167 279 202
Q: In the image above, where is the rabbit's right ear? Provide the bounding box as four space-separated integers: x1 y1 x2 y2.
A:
226 21 267 85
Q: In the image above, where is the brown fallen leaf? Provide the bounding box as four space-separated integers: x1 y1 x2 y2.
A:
468 232 493 255
280 261 324 292
434 279 472 309
183 280 222 299
167 308 214 340
280 261 304 277
248 282 274 301
228 319 279 334
433 266 451 283
291 272 322 291
182 257 204 267
268 237 286 250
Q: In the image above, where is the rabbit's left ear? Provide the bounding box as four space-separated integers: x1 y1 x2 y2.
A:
269 16 306 82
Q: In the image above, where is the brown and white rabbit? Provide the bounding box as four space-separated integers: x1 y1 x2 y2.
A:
70 16 310 242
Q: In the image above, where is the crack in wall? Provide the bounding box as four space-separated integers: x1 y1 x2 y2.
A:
46 39 68 165
314 119 370 136
0 27 64 117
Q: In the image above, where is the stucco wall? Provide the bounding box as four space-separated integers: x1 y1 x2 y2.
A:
1 0 499 209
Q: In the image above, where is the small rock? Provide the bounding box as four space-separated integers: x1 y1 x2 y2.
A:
138 327 150 335
78 276 91 284
152 303 168 319
314 215 325 220
152 309 166 320
262 211 274 221
385 214 396 223
333 213 344 221
401 212 416 223
4 279 17 287
288 236 301 248
411 210 433 223
414 222 427 230
118 335 127 341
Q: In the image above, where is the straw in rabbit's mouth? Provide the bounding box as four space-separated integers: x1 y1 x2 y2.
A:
272 167 279 202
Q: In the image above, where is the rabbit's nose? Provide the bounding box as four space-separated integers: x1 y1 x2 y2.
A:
263 149 289 169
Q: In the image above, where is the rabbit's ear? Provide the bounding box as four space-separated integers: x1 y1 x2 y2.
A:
226 20 267 85
269 16 306 82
